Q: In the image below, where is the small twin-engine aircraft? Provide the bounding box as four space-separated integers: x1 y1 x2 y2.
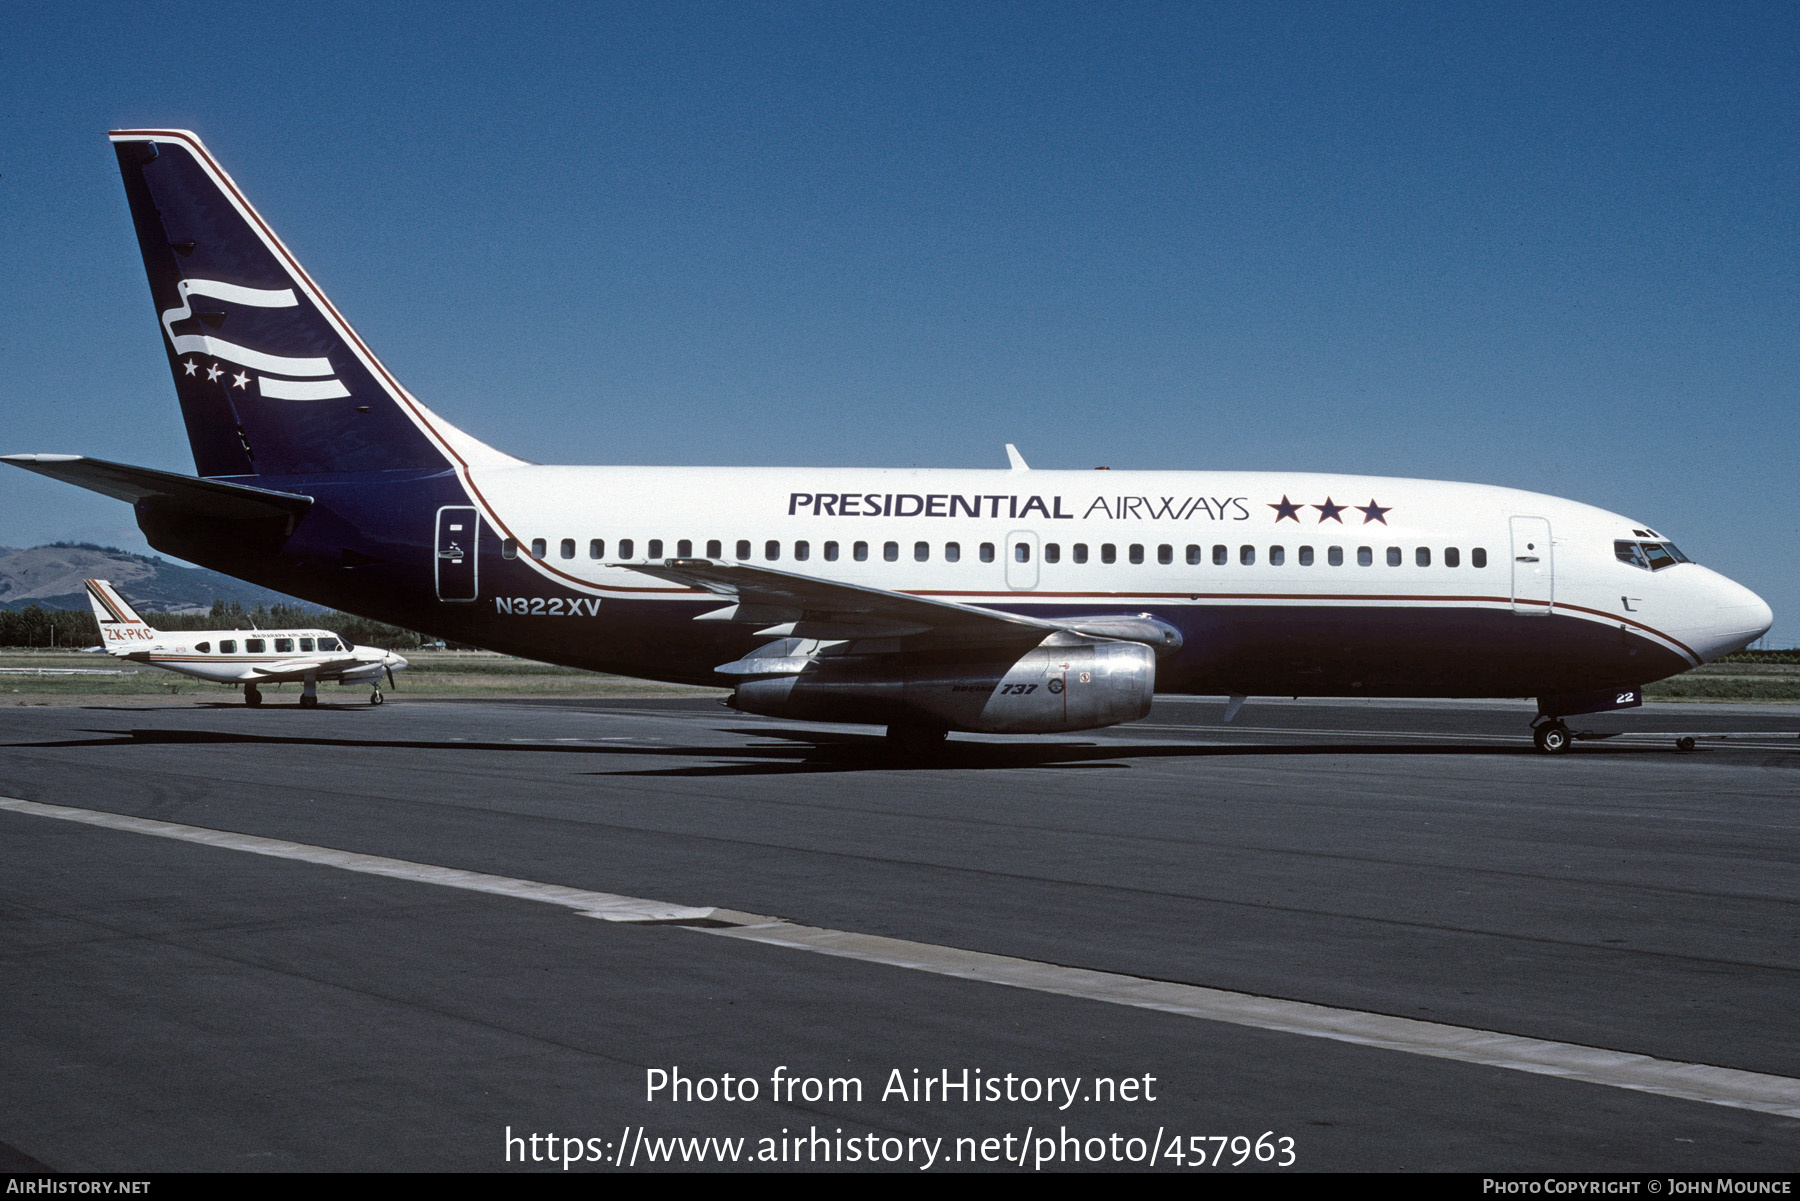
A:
3 130 1776 751
84 578 407 707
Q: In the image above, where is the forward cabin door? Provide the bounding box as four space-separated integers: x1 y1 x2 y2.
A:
435 506 480 602
1509 515 1553 615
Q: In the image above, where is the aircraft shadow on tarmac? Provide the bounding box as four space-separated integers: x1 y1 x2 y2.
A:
0 723 1611 777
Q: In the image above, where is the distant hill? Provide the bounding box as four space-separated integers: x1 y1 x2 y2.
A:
0 544 311 614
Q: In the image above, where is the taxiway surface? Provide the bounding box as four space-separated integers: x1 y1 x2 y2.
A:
1 696 1796 1171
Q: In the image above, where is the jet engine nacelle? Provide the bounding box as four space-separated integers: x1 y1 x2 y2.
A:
730 638 1156 734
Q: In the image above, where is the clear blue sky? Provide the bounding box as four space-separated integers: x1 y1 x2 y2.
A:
3 2 1795 643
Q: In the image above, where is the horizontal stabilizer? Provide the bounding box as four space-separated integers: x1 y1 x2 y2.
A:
3 454 313 526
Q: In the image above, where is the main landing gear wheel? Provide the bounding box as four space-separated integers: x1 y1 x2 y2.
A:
370 688 384 706
1533 721 1571 755
299 694 319 709
887 724 948 758
244 684 262 708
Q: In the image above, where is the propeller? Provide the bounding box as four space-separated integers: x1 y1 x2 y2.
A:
385 663 396 690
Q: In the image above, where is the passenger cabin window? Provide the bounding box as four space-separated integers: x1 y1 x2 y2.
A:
560 538 575 559
275 638 294 653
707 539 722 558
220 640 237 653
317 638 340 651
1014 542 1031 563
1445 547 1460 567
246 639 265 653
737 540 751 560
589 539 604 559
300 638 315 652
1044 543 1060 564
502 538 518 560
979 543 994 563
1358 547 1373 566
1387 547 1402 567
1329 546 1343 566
1101 544 1117 564
1239 545 1255 566
619 538 635 558
945 542 960 563
1186 544 1201 565
1212 545 1227 566
1269 546 1284 566
1073 544 1089 564
648 539 663 559
884 541 899 562
825 541 840 561
795 541 810 561
1158 544 1172 565
1416 547 1430 567
855 541 870 561
530 538 546 559
1298 546 1314 566
196 641 211 653
1472 548 1488 568
1128 544 1144 565
765 540 780 561
914 541 929 562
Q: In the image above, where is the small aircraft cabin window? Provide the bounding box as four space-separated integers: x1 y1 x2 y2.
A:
246 639 266 653
1445 547 1460 567
648 539 663 559
1101 543 1117 564
196 641 211 653
736 540 751 560
1128 544 1144 565
1269 546 1284 566
300 638 315 652
944 542 960 563
619 539 635 558
795 541 810 561
1329 546 1343 566
530 538 547 559
1472 548 1488 568
1298 546 1314 566
707 540 723 558
677 539 692 558
275 638 294 653
220 640 236 654
765 540 780 561
979 543 994 563
1239 545 1255 566
914 541 929 562
856 541 870 561
589 539 604 559
1073 543 1089 564
1158 544 1173 565
1416 547 1431 567
560 539 575 559
1186 544 1201 565
317 638 340 651
1043 543 1059 564
884 541 899 562
502 538 518 560
1212 545 1227 566
824 541 840 561
1358 547 1373 566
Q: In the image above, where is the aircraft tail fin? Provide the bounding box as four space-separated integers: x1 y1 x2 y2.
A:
85 580 155 655
108 129 520 479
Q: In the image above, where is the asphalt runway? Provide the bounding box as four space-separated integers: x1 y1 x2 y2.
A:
2 694 1797 1172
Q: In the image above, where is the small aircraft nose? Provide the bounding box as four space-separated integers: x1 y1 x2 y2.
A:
387 652 410 670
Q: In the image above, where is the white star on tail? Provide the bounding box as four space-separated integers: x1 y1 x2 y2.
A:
206 364 222 382
183 359 197 376
231 371 249 390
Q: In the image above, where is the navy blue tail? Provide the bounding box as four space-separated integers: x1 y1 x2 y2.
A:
111 130 452 479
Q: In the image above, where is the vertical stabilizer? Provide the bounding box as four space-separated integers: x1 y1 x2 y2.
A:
109 129 520 478
85 580 156 655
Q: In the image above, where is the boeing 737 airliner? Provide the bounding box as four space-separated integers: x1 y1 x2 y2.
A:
4 130 1774 752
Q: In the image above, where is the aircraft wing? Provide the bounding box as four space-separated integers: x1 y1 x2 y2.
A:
622 559 1060 644
247 656 369 682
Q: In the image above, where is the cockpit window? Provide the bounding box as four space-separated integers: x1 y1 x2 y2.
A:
1617 539 1688 571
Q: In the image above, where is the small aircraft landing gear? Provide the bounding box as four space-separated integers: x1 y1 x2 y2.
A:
300 677 319 709
244 683 262 708
1532 719 1571 755
370 687 384 706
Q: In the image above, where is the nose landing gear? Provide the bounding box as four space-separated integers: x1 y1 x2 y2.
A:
370 687 384 705
1531 719 1571 755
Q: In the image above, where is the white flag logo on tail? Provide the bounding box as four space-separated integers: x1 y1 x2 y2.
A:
160 278 351 401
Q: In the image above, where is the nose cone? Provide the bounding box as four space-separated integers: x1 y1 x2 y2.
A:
1694 569 1774 661
386 651 410 672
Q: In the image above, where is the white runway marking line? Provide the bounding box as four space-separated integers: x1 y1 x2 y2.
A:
6 794 1798 1120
